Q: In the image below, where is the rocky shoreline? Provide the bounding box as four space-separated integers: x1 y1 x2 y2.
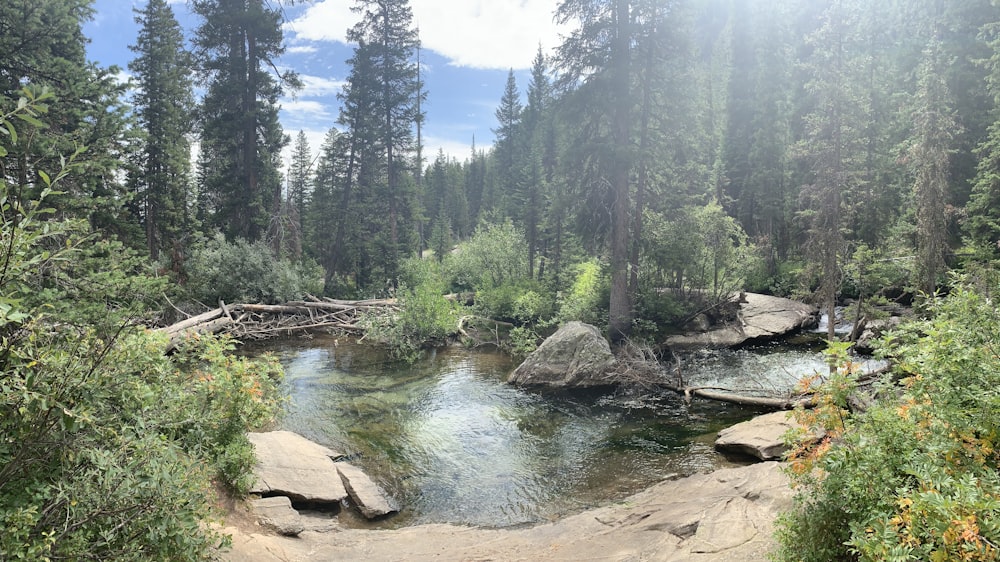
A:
223 461 792 562
223 414 802 561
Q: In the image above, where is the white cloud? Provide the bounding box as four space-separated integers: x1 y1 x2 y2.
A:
114 69 133 86
424 134 482 162
297 74 346 98
413 0 567 70
284 2 353 44
280 99 334 121
287 45 319 55
287 0 567 70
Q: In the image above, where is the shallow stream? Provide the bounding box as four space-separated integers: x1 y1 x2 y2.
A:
250 335 828 529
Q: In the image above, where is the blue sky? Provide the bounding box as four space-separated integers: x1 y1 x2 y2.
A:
82 0 568 168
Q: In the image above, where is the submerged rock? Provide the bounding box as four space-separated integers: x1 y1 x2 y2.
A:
335 462 398 519
665 293 818 351
507 321 618 389
715 410 823 461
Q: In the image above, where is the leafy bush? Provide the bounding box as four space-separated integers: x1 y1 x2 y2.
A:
361 280 459 362
777 279 1000 562
31 237 172 326
0 93 284 560
475 280 554 323
184 232 323 304
0 324 283 560
842 243 915 302
507 325 542 357
554 258 607 325
641 202 755 302
444 220 528 292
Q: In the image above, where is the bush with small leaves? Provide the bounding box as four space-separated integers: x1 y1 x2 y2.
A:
184 233 323 305
0 91 285 560
777 277 1000 562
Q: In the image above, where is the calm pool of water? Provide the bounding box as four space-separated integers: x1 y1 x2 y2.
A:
250 335 777 528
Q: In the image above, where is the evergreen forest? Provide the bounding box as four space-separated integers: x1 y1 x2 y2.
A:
3 0 1000 559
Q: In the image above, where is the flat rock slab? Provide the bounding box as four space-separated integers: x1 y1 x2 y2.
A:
222 462 793 562
335 462 398 519
248 431 348 504
250 496 304 536
715 410 822 461
666 293 817 351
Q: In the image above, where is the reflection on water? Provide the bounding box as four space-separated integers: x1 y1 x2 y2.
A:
249 336 775 528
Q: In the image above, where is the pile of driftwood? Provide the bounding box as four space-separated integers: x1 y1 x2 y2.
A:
156 297 398 352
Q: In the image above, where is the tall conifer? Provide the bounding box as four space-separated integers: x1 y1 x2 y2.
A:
129 0 195 261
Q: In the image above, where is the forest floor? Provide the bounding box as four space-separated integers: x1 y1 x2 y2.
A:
218 461 792 562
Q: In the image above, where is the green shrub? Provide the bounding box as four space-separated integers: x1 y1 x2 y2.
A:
777 280 1000 562
474 280 554 323
184 233 323 304
554 258 607 325
31 237 172 326
640 202 755 302
507 325 542 357
444 220 527 292
0 94 284 560
362 280 459 362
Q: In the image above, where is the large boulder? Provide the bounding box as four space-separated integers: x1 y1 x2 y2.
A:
508 321 618 389
665 293 817 351
715 410 823 461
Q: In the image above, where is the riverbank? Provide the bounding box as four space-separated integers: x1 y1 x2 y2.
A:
221 460 792 561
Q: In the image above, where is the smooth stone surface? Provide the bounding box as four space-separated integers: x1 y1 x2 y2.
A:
665 293 818 351
335 462 398 519
221 462 793 562
508 321 618 388
715 410 822 461
250 496 304 537
248 431 348 504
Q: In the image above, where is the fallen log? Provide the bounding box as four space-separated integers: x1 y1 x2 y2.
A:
162 316 234 352
675 385 815 409
158 307 223 336
238 303 311 315
156 298 399 352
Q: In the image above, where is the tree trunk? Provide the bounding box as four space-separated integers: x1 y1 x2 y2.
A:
608 0 633 343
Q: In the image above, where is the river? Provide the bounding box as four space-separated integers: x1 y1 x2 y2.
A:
248 335 825 529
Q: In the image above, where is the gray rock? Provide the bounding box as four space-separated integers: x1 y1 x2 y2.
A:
336 462 398 519
221 462 794 562
250 496 304 536
666 293 817 351
715 410 822 461
248 431 348 504
507 321 618 388
854 316 904 355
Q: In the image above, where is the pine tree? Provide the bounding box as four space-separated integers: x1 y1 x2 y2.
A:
910 34 957 296
0 0 132 228
129 0 195 262
493 69 523 218
555 0 636 342
191 0 298 243
308 127 352 289
346 0 425 286
794 0 868 343
287 130 313 239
